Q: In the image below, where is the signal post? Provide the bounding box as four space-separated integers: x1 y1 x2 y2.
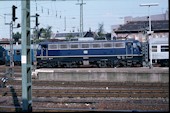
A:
21 0 32 112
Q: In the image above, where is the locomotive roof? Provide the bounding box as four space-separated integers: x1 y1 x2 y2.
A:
39 39 138 45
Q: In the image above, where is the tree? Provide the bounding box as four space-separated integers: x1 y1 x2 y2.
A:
40 26 52 39
13 32 21 42
97 23 105 37
65 34 74 40
33 26 52 40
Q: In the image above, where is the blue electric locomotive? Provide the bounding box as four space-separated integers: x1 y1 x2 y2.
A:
4 44 37 66
0 45 6 65
36 39 143 68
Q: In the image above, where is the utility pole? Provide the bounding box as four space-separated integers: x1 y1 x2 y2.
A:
140 3 159 68
21 0 32 112
76 0 86 37
64 16 66 31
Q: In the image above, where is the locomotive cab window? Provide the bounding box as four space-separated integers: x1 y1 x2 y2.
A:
133 43 137 48
136 42 142 48
37 45 41 50
41 45 47 50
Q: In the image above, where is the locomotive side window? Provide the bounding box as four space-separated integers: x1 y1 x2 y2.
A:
103 42 113 48
70 43 79 49
114 42 125 48
92 43 101 48
152 46 157 52
161 46 169 52
81 43 89 49
59 44 68 49
48 44 58 50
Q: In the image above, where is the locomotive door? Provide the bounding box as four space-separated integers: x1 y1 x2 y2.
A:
126 42 133 58
41 45 48 59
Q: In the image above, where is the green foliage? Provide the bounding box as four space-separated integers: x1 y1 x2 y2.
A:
12 32 21 42
97 23 105 37
33 26 52 39
65 34 74 40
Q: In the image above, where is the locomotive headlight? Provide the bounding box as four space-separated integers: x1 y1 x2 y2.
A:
83 50 88 54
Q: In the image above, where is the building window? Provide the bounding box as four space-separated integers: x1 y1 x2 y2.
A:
152 46 157 52
161 46 169 52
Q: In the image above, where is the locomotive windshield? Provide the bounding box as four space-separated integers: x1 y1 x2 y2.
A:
136 42 142 48
37 45 41 50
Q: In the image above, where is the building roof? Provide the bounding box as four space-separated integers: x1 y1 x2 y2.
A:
115 20 169 33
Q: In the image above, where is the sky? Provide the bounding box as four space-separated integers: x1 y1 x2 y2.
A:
0 0 169 39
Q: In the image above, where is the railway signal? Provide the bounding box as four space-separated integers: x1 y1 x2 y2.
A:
12 5 18 22
35 13 39 26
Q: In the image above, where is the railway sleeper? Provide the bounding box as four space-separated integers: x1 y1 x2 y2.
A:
153 93 169 98
95 94 108 97
99 90 110 93
140 93 155 98
77 90 88 93
129 94 140 98
66 89 78 93
71 94 85 98
150 90 166 93
109 90 121 93
87 90 100 93
83 94 96 98
139 90 152 93
106 94 119 97
117 93 129 97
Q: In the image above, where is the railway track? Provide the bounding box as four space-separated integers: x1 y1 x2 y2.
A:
0 66 169 112
1 80 169 98
0 80 169 112
6 80 169 89
0 66 21 73
0 87 168 98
